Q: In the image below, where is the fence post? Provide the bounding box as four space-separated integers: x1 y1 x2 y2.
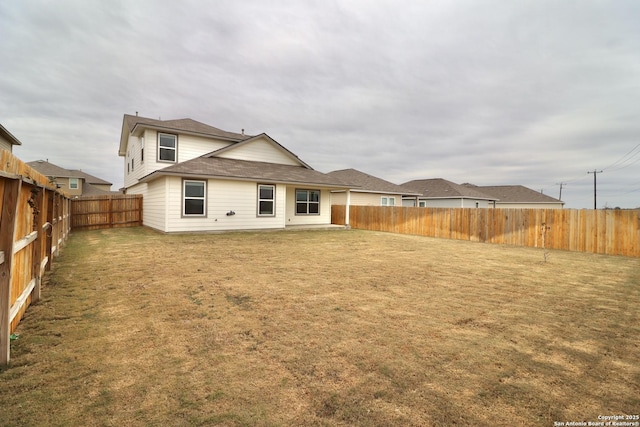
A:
31 186 47 304
0 178 22 365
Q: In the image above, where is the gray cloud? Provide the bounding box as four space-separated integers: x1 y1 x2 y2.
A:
1 0 639 208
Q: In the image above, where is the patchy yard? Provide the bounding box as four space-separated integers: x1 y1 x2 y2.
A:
1 227 639 426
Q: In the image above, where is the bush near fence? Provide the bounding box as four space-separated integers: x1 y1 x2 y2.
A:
332 205 640 258
0 151 71 364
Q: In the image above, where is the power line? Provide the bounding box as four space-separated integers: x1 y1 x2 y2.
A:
603 143 640 171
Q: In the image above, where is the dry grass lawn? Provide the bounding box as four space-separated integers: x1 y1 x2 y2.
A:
1 227 639 426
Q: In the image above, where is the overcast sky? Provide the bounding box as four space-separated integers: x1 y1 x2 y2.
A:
2 0 639 208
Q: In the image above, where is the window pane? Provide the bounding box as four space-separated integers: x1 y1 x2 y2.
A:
259 201 274 215
296 203 307 214
159 148 175 161
184 199 204 215
309 203 319 214
310 191 320 202
159 134 176 148
296 190 307 202
389 198 395 206
259 186 273 199
185 182 204 197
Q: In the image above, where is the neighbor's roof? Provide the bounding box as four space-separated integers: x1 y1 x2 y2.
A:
463 184 564 204
78 183 112 196
119 114 251 156
401 178 498 200
27 160 112 185
139 156 356 189
0 124 22 146
69 169 112 185
27 160 76 178
326 169 422 196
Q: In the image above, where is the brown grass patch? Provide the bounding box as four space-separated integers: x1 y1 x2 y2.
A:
1 227 639 426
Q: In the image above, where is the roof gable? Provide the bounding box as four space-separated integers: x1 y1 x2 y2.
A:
326 169 421 196
206 133 312 169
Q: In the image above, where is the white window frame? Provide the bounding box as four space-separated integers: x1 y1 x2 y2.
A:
69 178 79 190
182 180 206 217
295 189 320 215
257 184 276 217
158 133 177 163
381 196 395 206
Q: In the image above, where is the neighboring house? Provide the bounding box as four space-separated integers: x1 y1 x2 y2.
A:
27 160 113 197
118 114 353 233
401 178 498 208
0 123 23 152
326 168 422 206
462 184 565 209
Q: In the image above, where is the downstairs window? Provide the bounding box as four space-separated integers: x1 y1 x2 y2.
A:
296 189 320 215
183 180 206 216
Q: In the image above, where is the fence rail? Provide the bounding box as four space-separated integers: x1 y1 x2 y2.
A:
71 194 142 231
1 151 71 364
332 205 640 258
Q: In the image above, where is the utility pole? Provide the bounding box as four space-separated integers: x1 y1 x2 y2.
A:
587 170 603 210
556 182 566 201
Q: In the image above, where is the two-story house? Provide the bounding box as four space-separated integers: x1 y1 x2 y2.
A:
27 160 113 197
118 114 354 233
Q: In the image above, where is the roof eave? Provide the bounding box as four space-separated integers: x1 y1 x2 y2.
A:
0 124 23 146
135 170 356 190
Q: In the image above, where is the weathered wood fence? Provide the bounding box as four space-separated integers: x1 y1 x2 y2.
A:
332 205 640 258
71 194 142 231
1 151 71 364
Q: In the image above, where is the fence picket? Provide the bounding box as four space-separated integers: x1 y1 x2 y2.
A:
332 205 639 258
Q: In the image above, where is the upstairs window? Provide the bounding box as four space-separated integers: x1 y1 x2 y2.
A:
158 133 177 162
258 184 275 216
69 178 79 189
296 189 320 215
183 180 206 216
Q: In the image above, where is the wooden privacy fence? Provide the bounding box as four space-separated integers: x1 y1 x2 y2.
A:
71 194 142 231
1 151 71 364
332 205 640 258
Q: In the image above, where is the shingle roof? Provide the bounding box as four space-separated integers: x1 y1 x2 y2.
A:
139 156 355 189
69 169 112 185
79 183 113 196
27 160 112 185
27 160 76 178
402 178 498 200
123 114 251 141
326 169 421 195
463 184 563 204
